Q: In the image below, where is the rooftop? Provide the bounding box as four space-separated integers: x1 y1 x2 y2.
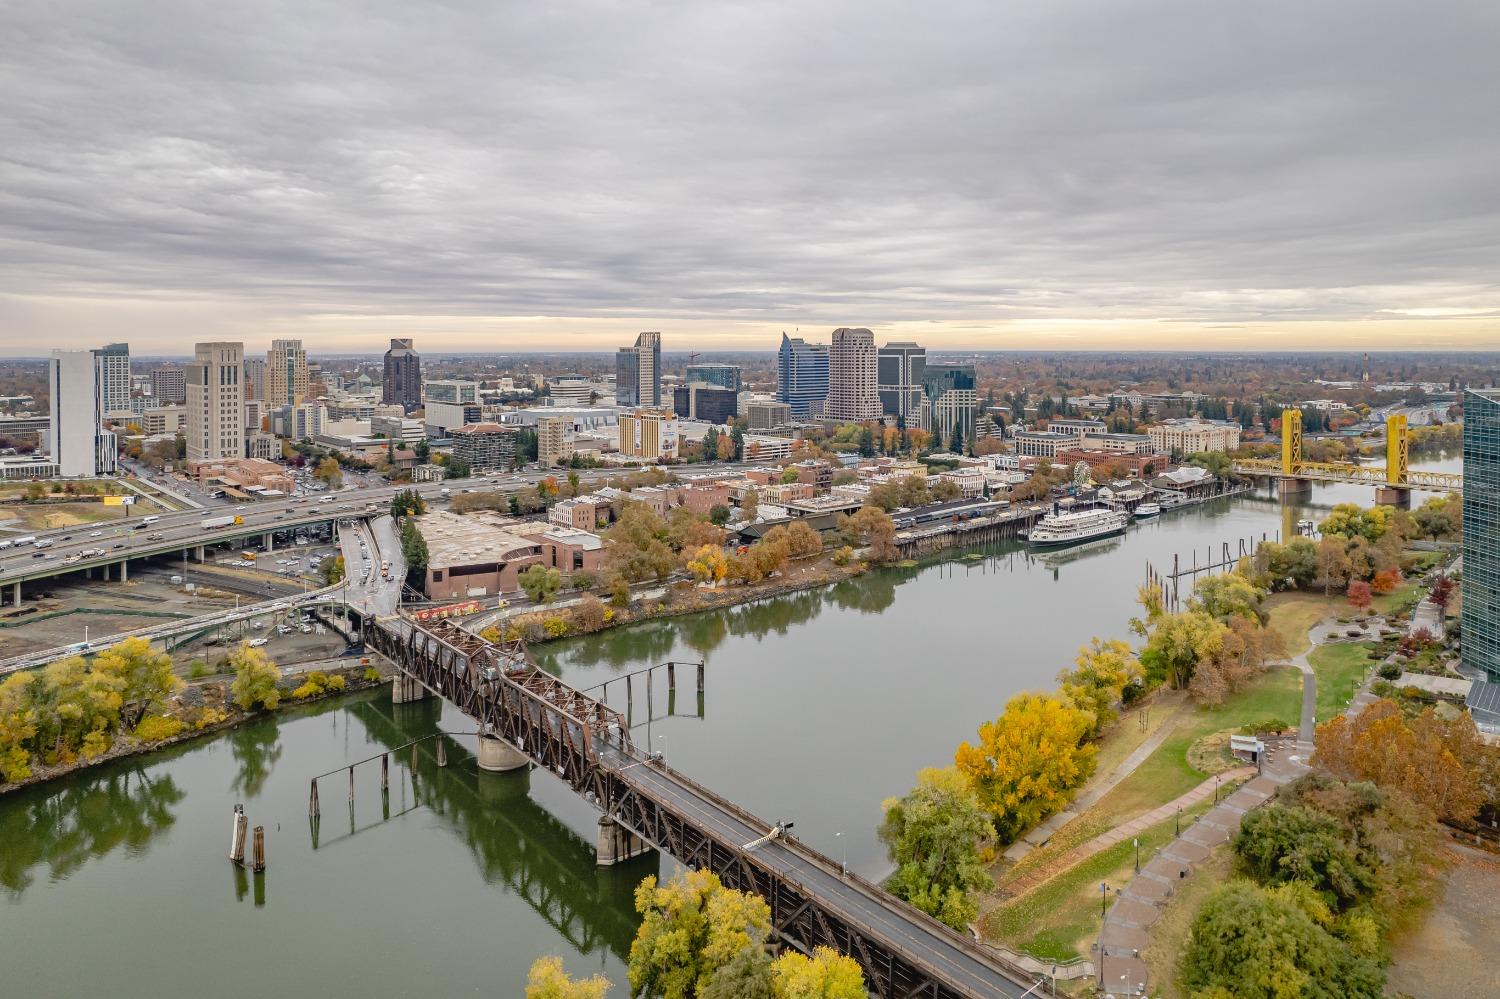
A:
418 509 542 567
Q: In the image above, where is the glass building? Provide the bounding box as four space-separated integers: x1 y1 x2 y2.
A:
776 332 828 418
1463 388 1500 682
921 363 977 448
684 363 742 392
878 342 925 424
616 331 662 408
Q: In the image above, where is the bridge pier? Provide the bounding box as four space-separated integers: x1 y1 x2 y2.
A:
119 559 128 583
596 816 652 866
1375 486 1412 508
391 674 429 703
476 733 528 772
1277 477 1313 503
11 580 19 606
196 545 207 563
263 532 274 553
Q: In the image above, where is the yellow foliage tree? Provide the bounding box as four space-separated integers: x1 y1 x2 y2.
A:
92 636 181 729
770 947 867 998
526 956 610 999
954 692 1098 843
687 544 728 585
628 870 772 999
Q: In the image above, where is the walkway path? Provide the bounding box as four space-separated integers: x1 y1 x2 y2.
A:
995 765 1255 904
1003 704 1182 863
1095 742 1311 995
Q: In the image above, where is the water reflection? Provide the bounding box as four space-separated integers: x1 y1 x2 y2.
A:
0 766 185 896
340 696 649 961
229 724 283 798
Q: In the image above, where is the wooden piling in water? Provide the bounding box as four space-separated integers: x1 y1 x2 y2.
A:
347 765 354 804
229 806 248 864
251 826 265 872
381 753 389 791
308 779 320 818
436 739 447 768
696 663 705 693
667 662 676 691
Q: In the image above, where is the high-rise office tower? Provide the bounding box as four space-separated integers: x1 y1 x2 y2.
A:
243 357 266 401
684 363 743 392
921 363 977 448
878 342 926 425
266 339 308 408
776 333 829 419
616 331 662 408
150 365 187 405
383 338 422 413
1463 389 1500 681
92 342 131 416
49 350 118 477
825 327 880 422
186 342 245 461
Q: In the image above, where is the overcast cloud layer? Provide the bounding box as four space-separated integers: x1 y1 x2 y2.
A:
2 0 1499 353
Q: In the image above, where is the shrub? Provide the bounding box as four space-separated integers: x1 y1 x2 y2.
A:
187 660 210 679
1378 663 1401 680
194 707 229 730
134 715 186 744
362 666 381 683
543 616 570 639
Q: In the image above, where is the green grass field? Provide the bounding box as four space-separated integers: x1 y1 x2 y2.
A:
1309 641 1377 723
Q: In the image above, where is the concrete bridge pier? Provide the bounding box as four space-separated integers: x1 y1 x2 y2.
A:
196 545 207 563
1278 477 1313 503
263 532 274 553
118 559 128 583
1375 486 1412 508
476 733 528 772
11 580 19 606
391 674 429 703
596 816 652 866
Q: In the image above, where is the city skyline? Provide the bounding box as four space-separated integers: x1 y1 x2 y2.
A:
3 3 1498 354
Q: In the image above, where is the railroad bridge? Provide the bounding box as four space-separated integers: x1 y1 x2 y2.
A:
365 614 1033 999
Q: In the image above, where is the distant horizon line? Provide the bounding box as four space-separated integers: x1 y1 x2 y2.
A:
5 347 1500 360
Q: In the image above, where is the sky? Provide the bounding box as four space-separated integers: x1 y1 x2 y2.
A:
2 1 1499 355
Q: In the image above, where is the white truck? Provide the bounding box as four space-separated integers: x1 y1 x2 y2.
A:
201 515 244 530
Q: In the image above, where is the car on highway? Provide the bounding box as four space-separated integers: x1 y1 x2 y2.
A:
112 543 125 550
90 531 102 538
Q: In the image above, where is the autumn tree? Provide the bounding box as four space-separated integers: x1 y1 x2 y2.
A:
1137 608 1225 690
1057 638 1143 738
1188 615 1280 707
954 692 1098 843
92 636 181 729
1346 580 1372 611
1370 568 1401 594
1190 572 1266 624
770 947 868 999
840 506 898 564
229 643 281 711
687 544 729 585
627 870 772 999
1314 699 1484 823
879 767 992 930
314 456 343 489
604 502 678 582
526 956 609 999
781 520 823 558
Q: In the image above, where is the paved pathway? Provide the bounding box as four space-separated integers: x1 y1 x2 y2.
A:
994 765 1254 904
1095 741 1311 995
1003 704 1182 863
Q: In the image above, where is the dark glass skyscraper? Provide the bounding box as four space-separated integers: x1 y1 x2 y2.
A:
382 338 422 413
878 341 925 424
1463 389 1500 681
776 332 828 419
684 363 742 392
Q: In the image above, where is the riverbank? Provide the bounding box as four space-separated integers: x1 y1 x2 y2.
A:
0 659 385 796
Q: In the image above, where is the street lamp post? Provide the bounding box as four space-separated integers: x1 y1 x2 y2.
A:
1214 774 1221 804
1175 805 1181 837
835 831 846 876
1133 837 1140 873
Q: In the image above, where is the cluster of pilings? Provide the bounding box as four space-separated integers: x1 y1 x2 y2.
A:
229 803 266 873
308 730 479 822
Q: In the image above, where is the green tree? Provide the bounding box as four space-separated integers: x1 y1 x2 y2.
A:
857 426 876 457
1190 571 1266 623
708 504 731 527
730 423 745 461
879 767 992 930
1185 450 1232 478
228 643 281 711
445 457 472 480
701 945 774 999
519 564 563 603
628 870 772 999
391 488 427 518
1138 609 1226 690
604 502 678 583
1234 804 1375 910
526 956 610 999
321 554 346 585
1182 881 1383 999
400 518 429 585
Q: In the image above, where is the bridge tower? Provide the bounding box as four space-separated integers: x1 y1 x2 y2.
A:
1377 413 1412 508
1278 408 1312 502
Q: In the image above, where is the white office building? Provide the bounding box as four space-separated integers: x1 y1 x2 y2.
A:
49 350 118 477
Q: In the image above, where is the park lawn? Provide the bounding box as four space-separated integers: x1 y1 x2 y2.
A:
1140 842 1237 999
984 804 1216 963
1309 642 1377 723
1264 591 1338 657
1372 579 1422 617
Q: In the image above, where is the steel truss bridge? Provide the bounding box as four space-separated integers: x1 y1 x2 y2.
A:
1232 411 1461 494
366 615 1033 999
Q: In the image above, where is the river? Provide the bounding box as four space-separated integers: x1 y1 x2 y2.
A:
0 454 1458 994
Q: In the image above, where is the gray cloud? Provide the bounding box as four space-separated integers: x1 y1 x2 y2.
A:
2 0 1498 349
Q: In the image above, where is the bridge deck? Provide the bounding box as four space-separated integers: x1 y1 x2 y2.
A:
370 615 1033 999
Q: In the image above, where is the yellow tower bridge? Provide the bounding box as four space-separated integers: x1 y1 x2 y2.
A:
1232 411 1461 505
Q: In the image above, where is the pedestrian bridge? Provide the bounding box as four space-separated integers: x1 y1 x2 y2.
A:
365 614 1035 999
